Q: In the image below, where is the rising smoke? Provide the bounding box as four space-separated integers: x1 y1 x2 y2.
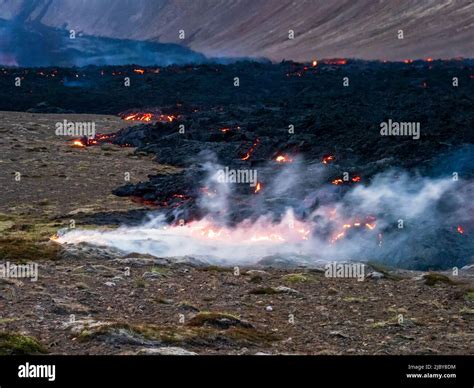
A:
56 157 473 270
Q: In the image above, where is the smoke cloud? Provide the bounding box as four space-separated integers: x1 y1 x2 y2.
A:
57 158 473 270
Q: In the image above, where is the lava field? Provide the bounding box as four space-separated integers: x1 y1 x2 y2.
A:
2 59 473 270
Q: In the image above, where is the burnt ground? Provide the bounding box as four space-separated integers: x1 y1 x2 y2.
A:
0 111 473 355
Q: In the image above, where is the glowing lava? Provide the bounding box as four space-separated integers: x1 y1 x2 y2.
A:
241 139 260 161
322 155 335 164
123 113 176 122
71 139 86 148
275 155 292 163
124 113 153 122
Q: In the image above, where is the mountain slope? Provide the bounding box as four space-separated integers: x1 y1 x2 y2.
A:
0 0 473 62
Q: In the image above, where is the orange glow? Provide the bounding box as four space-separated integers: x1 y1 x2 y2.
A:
457 225 464 234
133 69 145 74
426 57 433 62
275 155 292 163
365 223 376 230
254 182 262 193
312 60 318 67
323 58 347 65
403 59 413 64
351 176 361 182
71 139 86 147
241 139 260 161
124 113 153 122
322 155 335 164
330 216 378 244
331 178 343 185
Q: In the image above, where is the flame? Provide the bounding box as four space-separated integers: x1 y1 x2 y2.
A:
179 214 310 244
332 176 361 185
71 139 86 148
426 57 433 62
312 60 318 67
457 225 464 234
254 182 262 193
133 69 145 74
124 113 152 122
322 155 335 164
275 155 292 163
123 113 176 122
404 59 413 64
241 139 260 161
331 217 377 243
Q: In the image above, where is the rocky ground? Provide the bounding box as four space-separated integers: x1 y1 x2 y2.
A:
0 111 473 355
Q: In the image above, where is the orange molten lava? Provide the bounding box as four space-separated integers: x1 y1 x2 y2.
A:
133 69 145 74
124 113 152 122
330 216 377 243
351 176 361 182
331 178 343 185
275 155 292 163
323 58 347 65
241 139 260 161
254 182 262 193
322 155 335 164
71 139 86 148
457 225 464 234
312 60 318 67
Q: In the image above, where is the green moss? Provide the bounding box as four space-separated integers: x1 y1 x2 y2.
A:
0 221 14 232
367 261 403 281
460 307 474 315
0 332 47 355
249 275 263 283
465 291 474 302
249 287 280 295
225 327 279 345
283 273 308 283
0 318 18 324
0 238 61 261
424 273 457 286
187 312 249 329
77 321 277 348
150 266 169 275
135 279 146 288
0 214 14 222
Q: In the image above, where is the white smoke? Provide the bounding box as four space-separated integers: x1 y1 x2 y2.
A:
56 164 472 268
